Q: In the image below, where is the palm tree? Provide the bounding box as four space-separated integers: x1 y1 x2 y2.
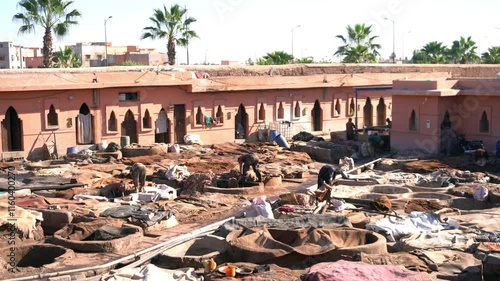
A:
334 24 381 63
482 46 500 64
295 56 314 63
141 4 198 65
449 36 479 64
258 51 294 65
52 46 81 68
342 45 378 63
176 8 198 65
411 50 430 64
13 0 81 68
421 41 449 64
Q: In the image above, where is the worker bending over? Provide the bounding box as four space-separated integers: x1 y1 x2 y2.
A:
131 163 147 193
316 165 340 203
100 181 126 198
474 148 489 167
238 153 262 182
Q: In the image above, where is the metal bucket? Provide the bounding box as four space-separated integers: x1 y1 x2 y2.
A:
121 136 130 147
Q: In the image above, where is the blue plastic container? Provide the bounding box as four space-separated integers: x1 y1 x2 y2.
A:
269 130 279 142
496 141 500 158
275 134 290 149
67 146 78 154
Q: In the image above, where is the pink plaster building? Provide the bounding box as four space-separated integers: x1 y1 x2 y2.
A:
390 77 500 154
0 64 496 161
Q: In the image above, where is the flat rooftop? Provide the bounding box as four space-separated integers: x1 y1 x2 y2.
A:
0 64 498 93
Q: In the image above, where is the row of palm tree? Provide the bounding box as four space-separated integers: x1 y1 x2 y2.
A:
12 0 499 67
412 38 500 64
13 0 197 68
334 24 499 64
412 37 480 64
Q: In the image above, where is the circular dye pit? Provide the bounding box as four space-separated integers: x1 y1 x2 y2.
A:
403 192 454 201
51 221 143 253
450 197 494 210
369 185 412 195
205 181 264 195
154 234 228 269
356 193 399 200
0 244 74 269
225 227 387 267
405 184 451 193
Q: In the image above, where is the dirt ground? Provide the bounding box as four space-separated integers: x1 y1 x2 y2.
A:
3 142 499 280
24 142 315 229
401 155 500 174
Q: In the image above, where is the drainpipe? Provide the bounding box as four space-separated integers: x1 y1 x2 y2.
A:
354 86 393 135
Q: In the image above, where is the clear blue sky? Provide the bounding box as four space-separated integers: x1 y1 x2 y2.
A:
1 0 499 64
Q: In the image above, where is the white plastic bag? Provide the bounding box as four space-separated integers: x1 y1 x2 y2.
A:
155 184 177 200
183 134 201 145
251 196 274 219
165 165 190 180
473 185 488 201
168 144 180 153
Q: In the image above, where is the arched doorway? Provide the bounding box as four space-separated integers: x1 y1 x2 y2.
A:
76 103 93 144
311 100 323 131
440 110 451 154
363 97 373 128
2 106 23 151
155 108 171 144
441 110 451 129
235 104 248 139
377 97 386 126
122 110 138 144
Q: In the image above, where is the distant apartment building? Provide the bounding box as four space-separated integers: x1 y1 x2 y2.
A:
0 42 25 69
24 47 43 68
70 42 106 67
221 60 239 65
70 42 168 67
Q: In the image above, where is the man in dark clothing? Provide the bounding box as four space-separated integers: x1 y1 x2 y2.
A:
346 118 356 140
474 148 489 167
100 181 126 198
238 153 262 182
317 165 339 188
367 132 385 157
316 165 339 203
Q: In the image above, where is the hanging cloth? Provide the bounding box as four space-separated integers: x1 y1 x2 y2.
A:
77 113 92 144
205 116 213 125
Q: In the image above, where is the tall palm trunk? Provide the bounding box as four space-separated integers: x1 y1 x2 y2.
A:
167 38 176 65
186 42 190 65
43 27 53 68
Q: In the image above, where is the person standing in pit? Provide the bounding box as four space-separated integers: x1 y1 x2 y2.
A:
346 118 356 140
238 153 262 182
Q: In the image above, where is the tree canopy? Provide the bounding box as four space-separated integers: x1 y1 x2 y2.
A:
141 4 198 65
13 0 81 68
334 24 380 63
